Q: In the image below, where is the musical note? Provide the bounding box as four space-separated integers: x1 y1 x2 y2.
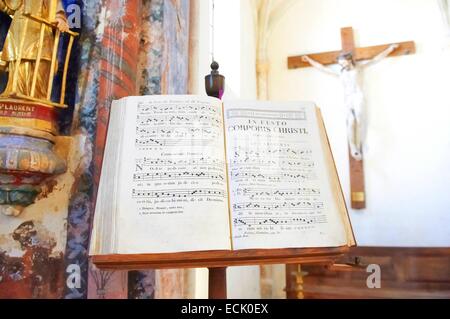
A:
232 201 324 211
137 114 221 126
230 158 315 168
136 126 217 137
133 171 224 182
233 216 327 227
232 148 313 159
137 102 217 114
233 187 321 199
136 138 214 148
230 171 317 182
135 157 225 168
132 188 226 199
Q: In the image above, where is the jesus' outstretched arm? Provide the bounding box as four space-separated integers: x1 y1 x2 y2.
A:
302 55 339 76
359 43 399 67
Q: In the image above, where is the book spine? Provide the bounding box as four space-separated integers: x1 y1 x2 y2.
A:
221 102 234 250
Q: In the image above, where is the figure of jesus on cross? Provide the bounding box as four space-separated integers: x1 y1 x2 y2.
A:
288 27 415 209
301 43 399 161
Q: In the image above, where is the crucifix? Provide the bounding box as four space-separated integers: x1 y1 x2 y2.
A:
288 27 415 209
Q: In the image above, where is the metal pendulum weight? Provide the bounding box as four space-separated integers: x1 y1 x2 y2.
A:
205 61 225 99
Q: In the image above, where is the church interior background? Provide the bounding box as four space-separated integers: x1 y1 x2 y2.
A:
0 0 449 299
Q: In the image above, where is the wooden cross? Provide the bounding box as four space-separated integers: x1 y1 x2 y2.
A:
288 27 415 209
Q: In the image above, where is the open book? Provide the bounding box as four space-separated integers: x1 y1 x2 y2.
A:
90 95 355 256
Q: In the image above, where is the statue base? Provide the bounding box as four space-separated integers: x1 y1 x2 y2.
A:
0 98 67 216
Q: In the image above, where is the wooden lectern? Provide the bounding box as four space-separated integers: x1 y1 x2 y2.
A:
92 247 349 299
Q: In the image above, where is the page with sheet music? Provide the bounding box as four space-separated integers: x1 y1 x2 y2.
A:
114 95 231 254
223 101 349 250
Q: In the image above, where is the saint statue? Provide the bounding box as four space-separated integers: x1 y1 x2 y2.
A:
0 1 75 216
0 0 69 99
302 43 399 160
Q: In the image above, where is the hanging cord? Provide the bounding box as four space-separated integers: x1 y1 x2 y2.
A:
205 0 224 99
210 0 215 63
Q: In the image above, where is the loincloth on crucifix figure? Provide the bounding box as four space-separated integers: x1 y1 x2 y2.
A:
0 0 69 99
302 43 399 161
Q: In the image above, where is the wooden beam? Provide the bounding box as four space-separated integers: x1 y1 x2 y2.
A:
341 27 355 52
92 247 350 270
349 149 366 209
354 41 415 61
209 267 227 299
288 41 416 69
288 49 342 69
340 27 365 210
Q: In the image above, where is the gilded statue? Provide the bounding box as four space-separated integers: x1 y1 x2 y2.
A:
0 0 77 217
0 0 69 99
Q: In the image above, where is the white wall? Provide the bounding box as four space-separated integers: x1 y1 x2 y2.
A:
268 0 450 247
213 0 257 100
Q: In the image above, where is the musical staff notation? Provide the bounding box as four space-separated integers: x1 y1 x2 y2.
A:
232 148 313 159
233 201 324 211
137 114 221 126
137 102 217 114
133 171 225 182
233 187 321 199
132 188 226 199
230 171 316 182
233 216 327 227
135 157 225 168
136 138 213 147
230 158 315 168
136 127 217 137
